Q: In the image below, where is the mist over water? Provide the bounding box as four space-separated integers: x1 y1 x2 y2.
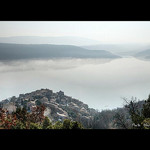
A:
0 57 150 111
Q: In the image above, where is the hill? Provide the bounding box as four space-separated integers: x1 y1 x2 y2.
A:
134 49 150 59
0 89 98 128
0 43 121 61
0 88 146 129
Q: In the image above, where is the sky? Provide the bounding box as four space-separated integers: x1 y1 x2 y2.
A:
0 21 150 44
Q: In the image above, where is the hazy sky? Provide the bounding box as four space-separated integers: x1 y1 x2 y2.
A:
0 21 150 44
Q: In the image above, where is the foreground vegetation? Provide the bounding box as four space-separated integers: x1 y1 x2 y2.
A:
0 105 83 129
113 94 150 129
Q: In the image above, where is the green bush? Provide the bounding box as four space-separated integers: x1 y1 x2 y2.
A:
52 121 63 129
29 123 42 129
63 119 71 129
11 121 26 129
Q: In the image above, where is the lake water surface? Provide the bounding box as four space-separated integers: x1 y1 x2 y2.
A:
0 57 150 111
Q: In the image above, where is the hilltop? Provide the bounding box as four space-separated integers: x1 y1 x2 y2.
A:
0 89 98 128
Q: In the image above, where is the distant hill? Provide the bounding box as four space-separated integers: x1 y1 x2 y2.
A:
83 44 150 56
134 49 150 59
0 36 101 46
0 43 121 61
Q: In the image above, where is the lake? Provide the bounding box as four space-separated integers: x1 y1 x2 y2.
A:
0 57 150 111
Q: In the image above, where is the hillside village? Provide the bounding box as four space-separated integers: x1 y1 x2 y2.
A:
0 89 98 127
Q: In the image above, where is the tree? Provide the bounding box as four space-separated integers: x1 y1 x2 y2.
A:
118 96 150 129
142 95 150 118
28 105 46 124
113 112 129 129
29 122 42 129
91 110 114 129
11 121 26 129
42 116 52 129
14 107 28 124
52 121 63 129
0 108 18 129
71 121 83 129
122 97 144 129
63 119 71 129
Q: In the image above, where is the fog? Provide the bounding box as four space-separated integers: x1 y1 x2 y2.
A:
0 57 150 111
